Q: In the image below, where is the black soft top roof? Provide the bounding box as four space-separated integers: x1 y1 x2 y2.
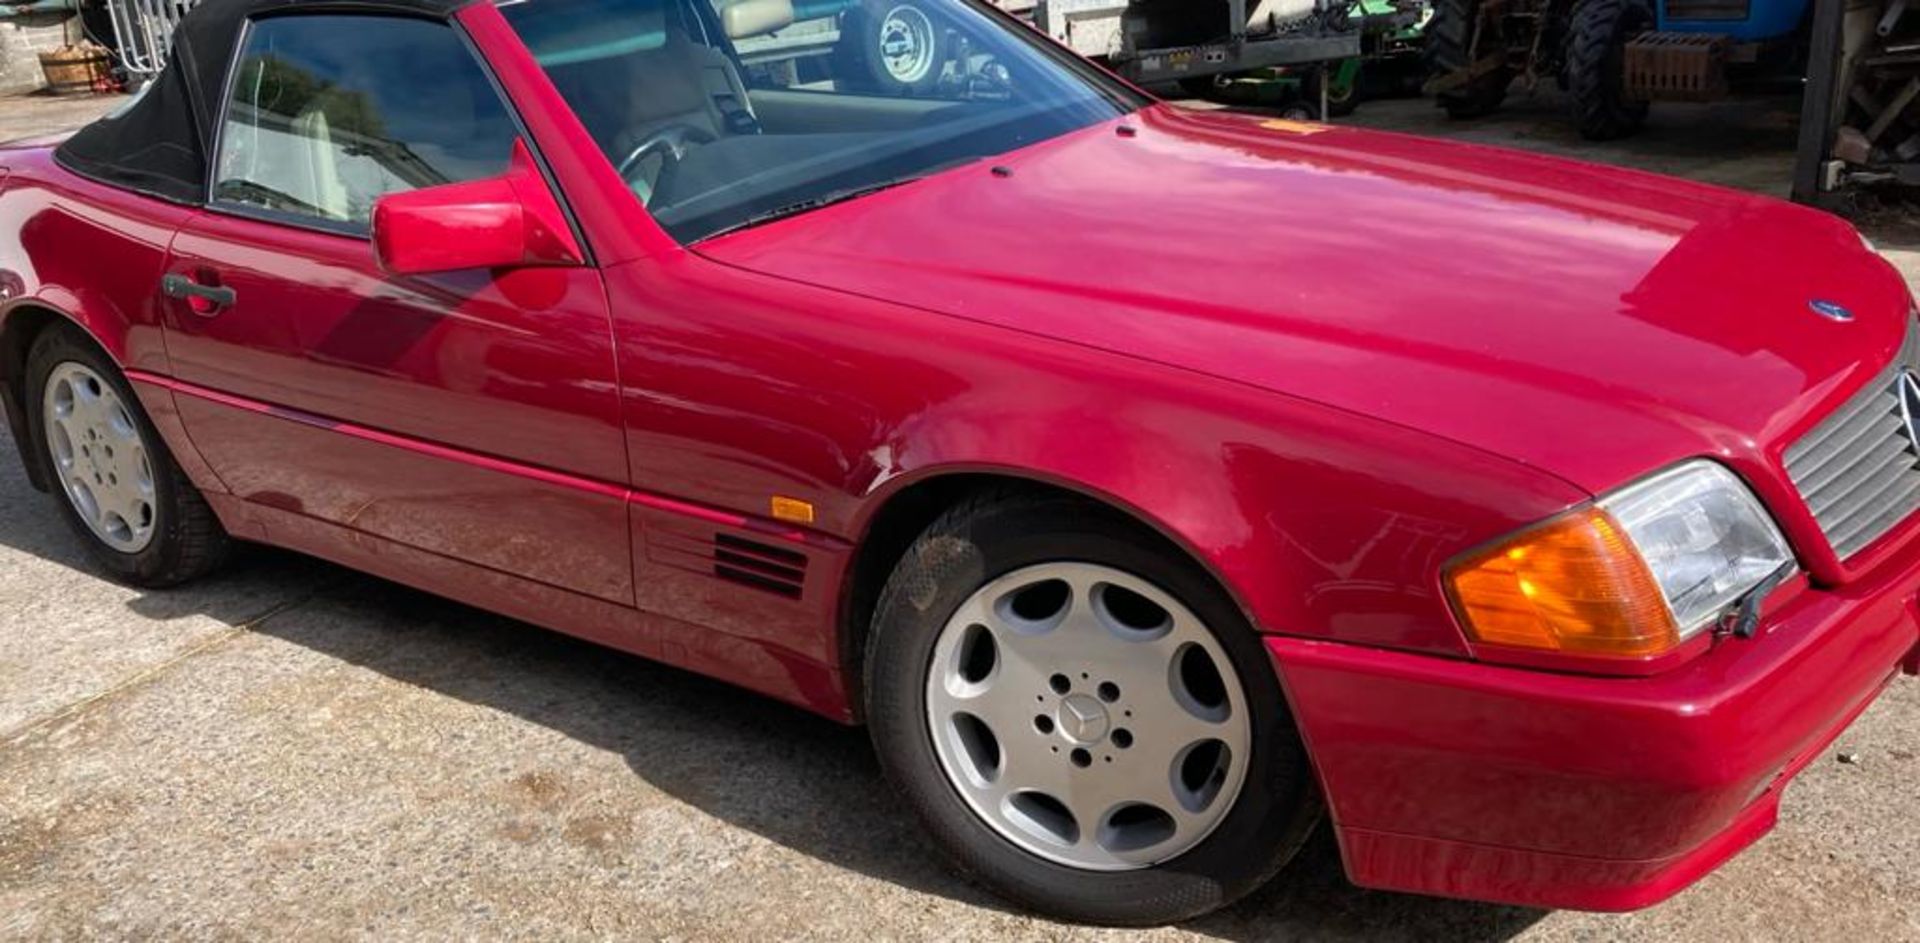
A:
56 0 476 206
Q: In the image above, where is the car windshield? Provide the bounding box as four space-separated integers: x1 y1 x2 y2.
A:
497 0 1143 242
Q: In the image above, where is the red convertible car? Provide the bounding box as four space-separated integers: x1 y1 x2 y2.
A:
0 0 1914 925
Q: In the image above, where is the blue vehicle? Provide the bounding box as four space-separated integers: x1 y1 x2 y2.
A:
1423 0 1814 139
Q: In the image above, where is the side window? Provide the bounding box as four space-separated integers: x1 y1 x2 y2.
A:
214 15 520 230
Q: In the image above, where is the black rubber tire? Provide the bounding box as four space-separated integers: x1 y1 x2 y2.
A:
24 323 229 587
1424 0 1512 119
1303 63 1364 118
864 492 1322 926
1567 0 1653 140
840 0 949 96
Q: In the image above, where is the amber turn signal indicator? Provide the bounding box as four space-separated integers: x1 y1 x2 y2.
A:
770 495 815 525
1446 508 1681 658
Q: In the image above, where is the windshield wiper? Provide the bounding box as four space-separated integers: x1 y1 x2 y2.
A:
696 175 928 242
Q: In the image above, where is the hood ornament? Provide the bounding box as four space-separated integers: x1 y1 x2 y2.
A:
1809 299 1854 322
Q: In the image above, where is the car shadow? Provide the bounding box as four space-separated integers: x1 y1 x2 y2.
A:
0 427 1544 940
237 571 1548 941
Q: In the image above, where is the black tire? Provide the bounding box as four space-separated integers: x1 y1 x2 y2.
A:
864 492 1322 926
24 323 229 587
840 0 950 96
1302 63 1364 118
1424 0 1512 119
1567 0 1653 140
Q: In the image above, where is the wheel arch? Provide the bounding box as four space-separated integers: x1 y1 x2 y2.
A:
0 298 122 492
835 465 1262 725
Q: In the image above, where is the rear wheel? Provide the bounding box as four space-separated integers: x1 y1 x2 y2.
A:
1424 0 1511 119
1567 0 1653 140
25 324 229 587
865 493 1321 925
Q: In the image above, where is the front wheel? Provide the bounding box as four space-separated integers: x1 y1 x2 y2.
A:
865 493 1321 925
25 324 229 586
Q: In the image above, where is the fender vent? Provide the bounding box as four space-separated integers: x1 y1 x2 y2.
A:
713 533 808 598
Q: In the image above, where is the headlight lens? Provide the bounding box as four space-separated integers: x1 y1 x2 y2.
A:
1447 461 1793 659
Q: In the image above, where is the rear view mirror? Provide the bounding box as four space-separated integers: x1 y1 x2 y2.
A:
372 139 584 277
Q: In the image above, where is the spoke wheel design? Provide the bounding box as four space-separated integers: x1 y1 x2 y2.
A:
877 5 938 85
42 361 157 553
924 562 1251 871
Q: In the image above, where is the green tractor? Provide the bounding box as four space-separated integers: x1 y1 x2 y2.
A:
1314 0 1434 115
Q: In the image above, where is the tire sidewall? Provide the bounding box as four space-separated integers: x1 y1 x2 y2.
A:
24 326 194 584
865 499 1319 925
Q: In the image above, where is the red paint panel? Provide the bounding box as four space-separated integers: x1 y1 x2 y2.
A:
601 253 1588 658
1272 533 1920 876
162 208 632 603
699 104 1914 585
205 490 852 719
0 148 194 372
1338 797 1778 912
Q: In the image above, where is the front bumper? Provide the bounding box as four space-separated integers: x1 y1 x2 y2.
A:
1268 543 1920 911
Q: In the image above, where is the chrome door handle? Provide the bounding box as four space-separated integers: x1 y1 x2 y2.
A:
161 273 237 310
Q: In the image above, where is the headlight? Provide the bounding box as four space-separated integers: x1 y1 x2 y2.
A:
1447 461 1793 659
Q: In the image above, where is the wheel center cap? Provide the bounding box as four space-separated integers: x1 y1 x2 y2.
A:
1056 694 1110 745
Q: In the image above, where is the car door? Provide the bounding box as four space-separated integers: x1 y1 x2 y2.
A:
161 11 634 605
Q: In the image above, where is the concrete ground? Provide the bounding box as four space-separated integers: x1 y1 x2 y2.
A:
1 90 1918 941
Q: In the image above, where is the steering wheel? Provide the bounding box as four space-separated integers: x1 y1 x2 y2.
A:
615 123 718 198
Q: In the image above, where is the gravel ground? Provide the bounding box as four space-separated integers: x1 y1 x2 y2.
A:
0 90 1918 941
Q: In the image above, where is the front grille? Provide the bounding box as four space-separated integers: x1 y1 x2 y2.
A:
1783 329 1920 560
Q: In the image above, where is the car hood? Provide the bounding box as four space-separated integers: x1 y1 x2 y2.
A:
697 104 1911 495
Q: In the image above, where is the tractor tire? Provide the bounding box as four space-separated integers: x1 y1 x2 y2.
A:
1567 0 1653 140
1424 0 1511 119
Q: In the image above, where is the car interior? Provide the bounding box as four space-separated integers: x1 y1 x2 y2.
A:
501 0 1132 240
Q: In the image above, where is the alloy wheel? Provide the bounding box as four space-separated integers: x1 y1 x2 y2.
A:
924 561 1252 871
42 361 157 553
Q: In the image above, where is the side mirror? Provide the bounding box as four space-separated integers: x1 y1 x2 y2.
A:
372 139 584 277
